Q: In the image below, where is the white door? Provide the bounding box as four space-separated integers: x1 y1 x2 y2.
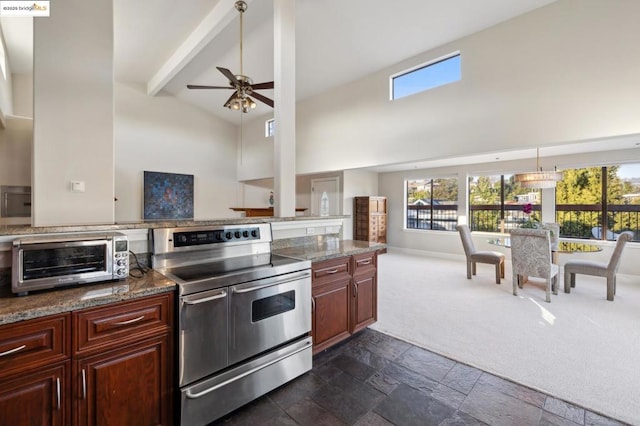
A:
311 177 339 216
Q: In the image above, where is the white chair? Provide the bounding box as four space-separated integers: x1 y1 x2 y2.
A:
456 224 505 284
510 228 559 303
564 231 634 301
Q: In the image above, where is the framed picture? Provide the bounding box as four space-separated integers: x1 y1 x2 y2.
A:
143 171 194 220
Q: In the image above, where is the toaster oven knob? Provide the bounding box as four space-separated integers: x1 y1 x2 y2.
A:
117 259 127 266
117 268 126 276
234 231 241 239
242 230 249 238
225 231 232 240
251 229 258 237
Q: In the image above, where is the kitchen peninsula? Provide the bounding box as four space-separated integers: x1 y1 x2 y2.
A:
0 217 384 425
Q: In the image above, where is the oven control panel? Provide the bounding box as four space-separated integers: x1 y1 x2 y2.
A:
173 227 261 247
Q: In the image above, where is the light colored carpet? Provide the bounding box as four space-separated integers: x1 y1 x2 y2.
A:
370 250 640 424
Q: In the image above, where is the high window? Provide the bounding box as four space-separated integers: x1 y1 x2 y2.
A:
391 53 461 100
555 164 640 241
265 118 274 137
469 174 541 232
406 178 458 231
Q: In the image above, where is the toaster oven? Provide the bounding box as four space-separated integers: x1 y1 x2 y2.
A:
12 232 129 296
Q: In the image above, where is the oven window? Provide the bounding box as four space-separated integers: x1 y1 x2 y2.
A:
252 290 295 322
22 245 107 280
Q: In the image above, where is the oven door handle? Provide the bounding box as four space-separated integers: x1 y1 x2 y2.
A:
185 338 312 399
231 271 311 294
183 290 227 305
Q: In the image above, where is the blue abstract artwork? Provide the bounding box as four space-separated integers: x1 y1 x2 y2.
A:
143 171 194 220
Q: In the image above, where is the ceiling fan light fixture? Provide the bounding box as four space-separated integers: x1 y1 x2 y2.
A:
186 0 274 112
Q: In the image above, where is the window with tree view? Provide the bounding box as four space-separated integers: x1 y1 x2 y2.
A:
555 165 639 241
469 174 541 232
406 178 458 231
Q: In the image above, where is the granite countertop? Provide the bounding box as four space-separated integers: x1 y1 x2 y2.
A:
0 270 175 326
0 238 381 326
274 239 385 262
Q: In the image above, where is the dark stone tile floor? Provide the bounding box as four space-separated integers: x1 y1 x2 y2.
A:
210 328 628 426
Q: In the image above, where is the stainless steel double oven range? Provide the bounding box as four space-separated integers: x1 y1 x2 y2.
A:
151 223 312 426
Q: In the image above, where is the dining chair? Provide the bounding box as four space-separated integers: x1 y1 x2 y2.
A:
456 224 505 284
510 228 559 303
539 222 560 263
564 231 634 301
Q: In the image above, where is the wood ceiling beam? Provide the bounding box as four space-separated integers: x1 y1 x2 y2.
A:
146 0 253 96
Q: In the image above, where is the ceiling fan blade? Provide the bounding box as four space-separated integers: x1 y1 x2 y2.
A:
250 81 274 90
251 92 274 108
223 92 238 108
217 67 240 86
187 84 233 89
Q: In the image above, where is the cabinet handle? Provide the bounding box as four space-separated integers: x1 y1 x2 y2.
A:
56 377 61 411
353 282 358 298
358 260 372 265
311 297 315 312
325 269 339 274
82 369 87 400
0 344 26 357
111 315 145 326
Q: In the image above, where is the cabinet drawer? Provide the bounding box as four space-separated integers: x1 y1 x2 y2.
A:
73 293 173 356
353 252 377 276
312 257 351 286
0 313 70 379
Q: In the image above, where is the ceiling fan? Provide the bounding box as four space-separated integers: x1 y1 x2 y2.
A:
187 0 274 113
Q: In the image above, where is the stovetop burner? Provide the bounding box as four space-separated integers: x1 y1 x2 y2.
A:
151 224 310 296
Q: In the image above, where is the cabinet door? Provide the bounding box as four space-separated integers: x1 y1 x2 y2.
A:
0 362 69 426
351 272 377 334
74 336 171 426
312 278 351 354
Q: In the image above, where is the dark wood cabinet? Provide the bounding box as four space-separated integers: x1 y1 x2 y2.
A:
354 196 387 244
0 292 174 426
351 252 378 334
311 251 378 354
0 362 70 426
311 256 352 354
72 292 174 426
73 336 171 426
0 313 71 425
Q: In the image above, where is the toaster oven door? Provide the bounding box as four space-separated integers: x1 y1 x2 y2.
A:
12 240 113 294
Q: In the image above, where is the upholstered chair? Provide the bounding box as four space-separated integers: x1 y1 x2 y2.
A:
456 224 505 284
564 231 634 301
539 222 560 263
510 228 559 303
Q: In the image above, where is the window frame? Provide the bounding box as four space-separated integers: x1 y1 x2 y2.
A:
390 51 461 100
405 177 459 232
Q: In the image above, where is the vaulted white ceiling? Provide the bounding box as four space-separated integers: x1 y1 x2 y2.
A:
111 0 558 124
7 1 638 170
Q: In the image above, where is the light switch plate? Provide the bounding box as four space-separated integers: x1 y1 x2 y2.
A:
70 181 85 193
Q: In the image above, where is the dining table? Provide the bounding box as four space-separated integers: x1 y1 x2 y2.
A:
487 237 602 264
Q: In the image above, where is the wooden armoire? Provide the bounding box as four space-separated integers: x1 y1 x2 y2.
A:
354 196 387 244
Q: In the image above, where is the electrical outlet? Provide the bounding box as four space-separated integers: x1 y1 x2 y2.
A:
306 227 315 235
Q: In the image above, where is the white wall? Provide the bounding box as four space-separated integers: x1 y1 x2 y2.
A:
0 25 13 118
237 113 274 181
114 83 241 222
12 74 32 118
32 0 114 226
379 148 640 275
238 0 640 176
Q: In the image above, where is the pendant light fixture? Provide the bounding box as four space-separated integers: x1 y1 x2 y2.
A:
514 148 563 189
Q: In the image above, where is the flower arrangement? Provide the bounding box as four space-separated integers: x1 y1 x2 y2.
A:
520 203 540 229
